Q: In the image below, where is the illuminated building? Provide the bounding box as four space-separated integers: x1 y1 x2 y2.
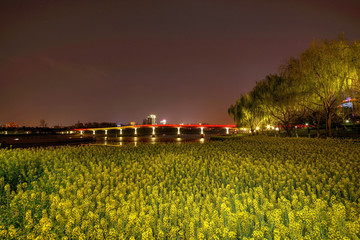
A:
6 122 19 128
143 114 157 125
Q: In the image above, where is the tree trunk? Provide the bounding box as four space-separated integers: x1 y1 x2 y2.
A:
285 127 292 137
327 116 332 137
325 110 329 137
316 124 320 137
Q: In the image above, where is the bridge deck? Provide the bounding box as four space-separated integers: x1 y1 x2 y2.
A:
75 124 236 131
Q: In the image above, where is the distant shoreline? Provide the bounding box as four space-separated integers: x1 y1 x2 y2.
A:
0 135 95 149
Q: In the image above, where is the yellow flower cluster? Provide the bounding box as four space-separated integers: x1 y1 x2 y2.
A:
0 136 359 239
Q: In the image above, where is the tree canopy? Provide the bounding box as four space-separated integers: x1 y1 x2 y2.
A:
229 36 360 137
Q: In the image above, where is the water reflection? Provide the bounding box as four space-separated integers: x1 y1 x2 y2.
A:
90 134 208 147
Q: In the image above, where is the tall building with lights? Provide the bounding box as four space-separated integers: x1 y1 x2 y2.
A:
143 114 157 125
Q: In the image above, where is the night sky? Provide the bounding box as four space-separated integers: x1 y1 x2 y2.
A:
1 0 360 127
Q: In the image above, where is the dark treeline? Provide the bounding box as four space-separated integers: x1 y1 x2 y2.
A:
0 127 70 135
72 121 117 129
229 35 360 137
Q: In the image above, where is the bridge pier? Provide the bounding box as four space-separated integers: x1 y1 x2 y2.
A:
105 130 108 135
119 129 122 135
226 127 229 134
152 127 156 138
134 128 137 135
177 127 181 136
200 127 204 138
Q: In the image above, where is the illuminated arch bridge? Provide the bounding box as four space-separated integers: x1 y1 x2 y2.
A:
75 124 236 137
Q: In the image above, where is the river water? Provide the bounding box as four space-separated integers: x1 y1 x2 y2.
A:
88 134 210 147
0 134 215 148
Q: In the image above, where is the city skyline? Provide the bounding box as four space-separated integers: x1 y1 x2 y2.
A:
1 0 360 126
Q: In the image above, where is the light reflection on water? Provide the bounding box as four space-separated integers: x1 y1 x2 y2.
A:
89 135 208 147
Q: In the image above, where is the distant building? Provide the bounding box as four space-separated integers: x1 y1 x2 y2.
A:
160 119 167 125
338 97 359 117
130 122 136 126
6 122 19 128
143 114 156 125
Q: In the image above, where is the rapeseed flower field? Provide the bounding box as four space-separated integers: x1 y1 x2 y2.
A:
0 136 359 239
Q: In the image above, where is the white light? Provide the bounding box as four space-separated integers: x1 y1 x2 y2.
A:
267 125 270 129
275 127 279 131
256 127 259 130
120 129 122 135
177 127 181 135
80 131 83 135
200 127 204 135
105 130 108 135
93 130 95 135
346 120 350 123
152 127 155 135
160 119 167 125
305 123 309 126
134 128 137 135
226 127 229 134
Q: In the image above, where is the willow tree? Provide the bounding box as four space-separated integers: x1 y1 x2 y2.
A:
281 57 324 137
251 74 306 136
352 40 360 98
290 36 358 137
228 93 265 134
